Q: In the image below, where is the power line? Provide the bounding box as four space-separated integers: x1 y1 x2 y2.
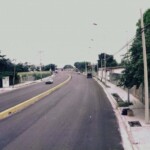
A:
105 22 150 61
112 35 136 57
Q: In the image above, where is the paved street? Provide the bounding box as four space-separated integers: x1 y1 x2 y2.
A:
0 72 124 150
0 72 68 111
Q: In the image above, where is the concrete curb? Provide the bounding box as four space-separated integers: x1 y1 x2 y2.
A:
0 75 71 120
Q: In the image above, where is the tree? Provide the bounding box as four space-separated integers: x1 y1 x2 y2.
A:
44 64 56 71
0 52 19 86
63 65 73 69
120 9 150 89
28 64 36 71
98 53 118 68
16 63 29 72
0 52 14 76
74 62 89 72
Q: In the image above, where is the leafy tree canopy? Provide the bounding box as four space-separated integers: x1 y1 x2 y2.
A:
119 9 150 88
16 63 29 72
0 52 14 78
63 65 74 69
98 53 118 68
74 62 90 72
43 64 56 71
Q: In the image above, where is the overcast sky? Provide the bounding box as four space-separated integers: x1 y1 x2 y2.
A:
0 0 150 67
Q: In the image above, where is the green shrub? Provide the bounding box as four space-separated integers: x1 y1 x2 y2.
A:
118 101 133 107
112 93 123 102
18 71 52 81
33 72 51 80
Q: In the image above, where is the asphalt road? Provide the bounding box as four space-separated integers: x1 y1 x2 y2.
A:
0 71 69 111
0 72 124 150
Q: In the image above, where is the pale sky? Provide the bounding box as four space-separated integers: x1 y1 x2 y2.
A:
0 0 150 67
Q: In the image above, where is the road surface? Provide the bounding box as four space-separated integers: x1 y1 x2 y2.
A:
0 72 124 150
0 72 68 111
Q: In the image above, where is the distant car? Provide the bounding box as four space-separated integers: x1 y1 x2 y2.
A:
45 78 53 84
55 70 58 73
87 73 92 78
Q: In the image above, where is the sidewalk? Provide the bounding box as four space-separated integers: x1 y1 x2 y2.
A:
95 77 150 150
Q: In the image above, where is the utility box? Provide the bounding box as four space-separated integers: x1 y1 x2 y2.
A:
2 76 9 88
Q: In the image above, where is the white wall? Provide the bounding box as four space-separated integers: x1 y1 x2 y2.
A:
98 67 124 81
112 68 124 74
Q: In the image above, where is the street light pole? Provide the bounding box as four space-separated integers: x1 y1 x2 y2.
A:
12 59 16 88
39 51 43 81
104 53 107 86
97 61 99 77
101 58 103 81
85 61 87 74
140 9 149 124
126 31 130 104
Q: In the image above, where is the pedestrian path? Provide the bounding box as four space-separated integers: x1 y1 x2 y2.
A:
95 77 150 150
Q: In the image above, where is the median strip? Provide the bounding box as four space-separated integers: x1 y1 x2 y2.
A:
0 75 71 120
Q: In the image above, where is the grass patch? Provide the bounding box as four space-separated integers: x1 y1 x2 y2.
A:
111 93 123 102
18 71 51 76
111 93 133 107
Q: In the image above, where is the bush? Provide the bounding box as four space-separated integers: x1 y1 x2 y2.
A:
118 101 133 107
111 93 123 102
18 71 52 81
33 72 51 80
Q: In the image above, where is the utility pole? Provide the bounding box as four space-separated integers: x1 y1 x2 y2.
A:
126 31 130 104
140 9 149 124
85 61 87 74
101 58 103 81
12 59 16 88
97 61 99 77
39 51 43 80
104 53 107 86
92 63 95 75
